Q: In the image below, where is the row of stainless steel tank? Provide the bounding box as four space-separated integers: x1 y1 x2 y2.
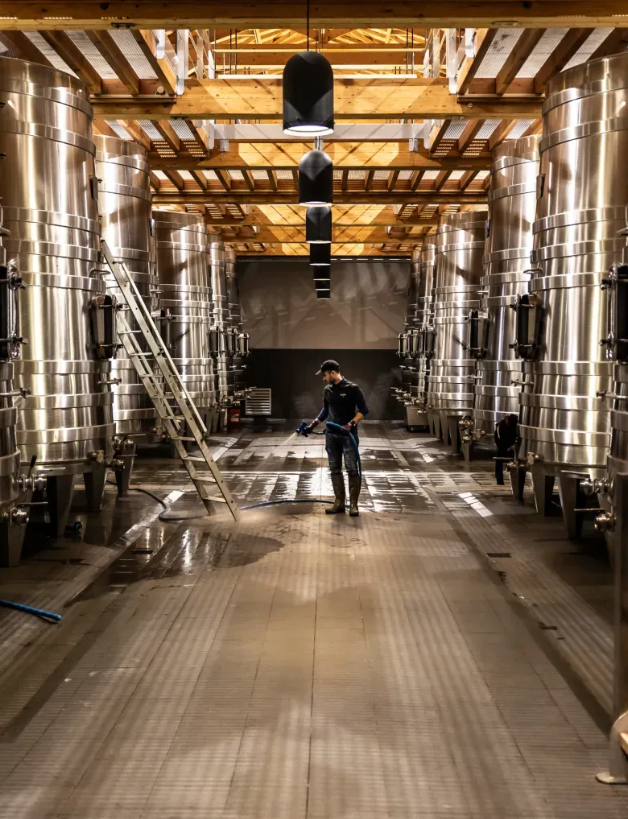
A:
0 56 248 564
403 50 628 550
395 244 435 428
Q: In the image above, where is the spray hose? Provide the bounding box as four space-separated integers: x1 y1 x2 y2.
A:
242 420 362 511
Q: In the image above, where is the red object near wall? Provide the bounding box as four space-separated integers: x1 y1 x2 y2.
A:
228 408 241 429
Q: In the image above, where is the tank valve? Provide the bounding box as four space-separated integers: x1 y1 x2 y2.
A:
9 508 28 526
90 450 105 464
594 512 615 533
17 472 46 493
581 477 609 496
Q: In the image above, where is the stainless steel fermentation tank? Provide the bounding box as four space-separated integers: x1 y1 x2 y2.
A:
426 210 488 452
461 136 540 460
153 210 217 434
0 58 115 535
225 247 249 398
208 234 237 429
514 52 628 538
0 202 32 566
417 242 436 431
95 135 156 493
395 245 433 429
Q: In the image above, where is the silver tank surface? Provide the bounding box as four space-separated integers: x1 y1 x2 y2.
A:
515 52 628 535
0 57 114 531
466 136 540 449
208 233 234 418
418 242 436 423
427 210 488 450
153 210 216 427
95 135 157 440
225 247 248 397
0 201 29 566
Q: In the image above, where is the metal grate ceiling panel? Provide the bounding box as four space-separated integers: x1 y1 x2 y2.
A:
65 30 117 78
24 32 77 76
563 28 614 71
476 29 524 78
516 29 568 77
109 29 158 79
107 120 132 140
505 119 535 139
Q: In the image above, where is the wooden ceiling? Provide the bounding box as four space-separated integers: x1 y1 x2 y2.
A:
0 13 625 256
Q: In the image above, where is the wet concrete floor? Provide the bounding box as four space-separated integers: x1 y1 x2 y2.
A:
0 423 624 818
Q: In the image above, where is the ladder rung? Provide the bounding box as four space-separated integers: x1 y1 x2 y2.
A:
119 329 142 335
192 476 218 483
202 496 228 503
183 455 209 463
172 436 196 442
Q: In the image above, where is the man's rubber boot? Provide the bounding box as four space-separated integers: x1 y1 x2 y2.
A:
348 474 361 517
325 473 346 514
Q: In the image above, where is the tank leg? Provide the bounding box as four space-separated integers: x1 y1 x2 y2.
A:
461 438 473 462
558 474 584 540
530 464 555 516
427 411 434 436
114 442 136 497
447 417 460 455
509 466 527 501
0 518 28 568
47 475 76 537
432 413 441 440
83 465 107 513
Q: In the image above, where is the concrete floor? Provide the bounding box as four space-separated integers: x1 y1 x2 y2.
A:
0 423 625 818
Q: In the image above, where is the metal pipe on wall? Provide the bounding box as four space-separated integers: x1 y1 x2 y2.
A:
513 52 628 538
0 57 115 536
426 210 488 453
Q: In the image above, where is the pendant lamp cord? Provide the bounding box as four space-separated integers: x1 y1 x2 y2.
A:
306 0 310 50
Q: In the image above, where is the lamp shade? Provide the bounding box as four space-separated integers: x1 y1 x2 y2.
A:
283 51 334 136
316 291 331 299
312 270 331 281
306 206 332 244
309 243 331 266
299 150 333 206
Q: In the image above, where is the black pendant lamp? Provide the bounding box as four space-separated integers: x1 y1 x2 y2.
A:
283 0 334 136
299 149 333 206
306 206 332 244
309 243 331 267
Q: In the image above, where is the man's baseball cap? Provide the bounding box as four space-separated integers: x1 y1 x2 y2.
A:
316 359 340 375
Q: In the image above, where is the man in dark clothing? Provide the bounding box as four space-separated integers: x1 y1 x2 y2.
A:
305 360 369 516
494 414 518 485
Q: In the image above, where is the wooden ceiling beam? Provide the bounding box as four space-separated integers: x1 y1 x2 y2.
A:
458 120 485 154
130 29 176 96
122 120 152 151
148 143 491 171
153 120 181 152
387 169 400 192
0 32 55 66
86 31 141 95
90 77 542 120
38 31 103 93
215 169 232 191
242 169 255 191
190 170 209 190
495 29 546 95
3 5 628 29
533 29 592 93
457 29 498 96
164 170 185 191
430 120 452 154
460 170 480 191
152 191 488 205
365 170 375 191
588 28 628 61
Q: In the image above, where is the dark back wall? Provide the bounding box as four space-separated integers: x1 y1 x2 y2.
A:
238 258 408 420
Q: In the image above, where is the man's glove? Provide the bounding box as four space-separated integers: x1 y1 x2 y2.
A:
305 419 320 435
340 421 356 435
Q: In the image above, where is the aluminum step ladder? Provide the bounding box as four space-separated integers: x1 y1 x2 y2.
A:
100 240 239 521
